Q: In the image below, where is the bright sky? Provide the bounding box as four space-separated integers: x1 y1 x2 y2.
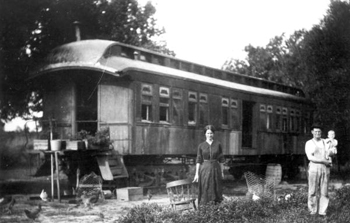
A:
142 0 331 68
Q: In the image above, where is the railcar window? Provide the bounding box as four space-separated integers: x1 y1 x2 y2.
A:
159 87 170 123
276 106 282 131
205 68 214 77
214 70 222 79
120 46 135 59
222 98 229 126
193 65 202 74
303 111 311 134
188 92 198 125
139 53 152 62
267 105 273 130
172 88 183 125
295 110 301 132
181 62 191 72
290 109 295 132
199 94 208 126
259 104 266 130
282 107 288 132
105 45 121 57
76 78 97 134
230 99 239 130
169 59 180 69
242 101 254 147
152 55 164 65
141 84 153 122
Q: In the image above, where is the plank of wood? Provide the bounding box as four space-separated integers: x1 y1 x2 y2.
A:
96 156 113 180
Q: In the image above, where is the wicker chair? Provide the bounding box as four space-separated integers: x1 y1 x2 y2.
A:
166 179 196 211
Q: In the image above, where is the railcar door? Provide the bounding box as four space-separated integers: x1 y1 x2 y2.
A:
98 83 132 154
242 101 254 148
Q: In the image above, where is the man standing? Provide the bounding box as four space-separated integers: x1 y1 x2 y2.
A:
305 124 332 216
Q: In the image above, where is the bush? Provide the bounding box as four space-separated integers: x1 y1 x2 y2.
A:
118 186 350 223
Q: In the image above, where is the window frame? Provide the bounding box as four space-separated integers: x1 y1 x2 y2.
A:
141 84 153 122
159 86 170 123
188 91 198 125
221 97 229 127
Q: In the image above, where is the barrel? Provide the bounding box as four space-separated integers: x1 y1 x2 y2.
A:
265 163 282 185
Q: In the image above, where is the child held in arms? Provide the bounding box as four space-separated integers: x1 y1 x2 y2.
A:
325 130 338 166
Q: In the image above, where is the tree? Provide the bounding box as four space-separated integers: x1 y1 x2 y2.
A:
223 0 350 135
0 0 172 122
301 0 350 127
223 31 307 89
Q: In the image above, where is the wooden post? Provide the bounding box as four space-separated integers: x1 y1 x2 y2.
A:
49 118 54 201
51 153 54 201
55 152 61 202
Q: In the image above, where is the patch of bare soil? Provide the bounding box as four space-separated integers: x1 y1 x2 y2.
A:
0 179 310 223
1 194 172 223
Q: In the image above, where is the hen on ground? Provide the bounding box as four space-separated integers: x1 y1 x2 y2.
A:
24 204 41 221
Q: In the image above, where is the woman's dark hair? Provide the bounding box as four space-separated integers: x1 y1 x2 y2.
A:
204 125 215 134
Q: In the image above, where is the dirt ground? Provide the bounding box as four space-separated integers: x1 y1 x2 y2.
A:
0 167 347 223
0 179 308 223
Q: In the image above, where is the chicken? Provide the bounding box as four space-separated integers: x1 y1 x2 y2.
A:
40 189 49 202
81 191 96 209
24 204 41 221
147 189 152 201
252 193 260 201
4 197 16 214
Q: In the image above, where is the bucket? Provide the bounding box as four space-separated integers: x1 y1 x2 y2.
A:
265 163 282 185
50 140 62 151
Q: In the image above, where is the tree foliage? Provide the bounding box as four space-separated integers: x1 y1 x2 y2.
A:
223 0 350 130
302 0 350 127
0 0 172 121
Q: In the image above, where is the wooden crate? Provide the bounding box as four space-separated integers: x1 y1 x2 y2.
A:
117 187 143 201
66 141 85 151
33 139 49 151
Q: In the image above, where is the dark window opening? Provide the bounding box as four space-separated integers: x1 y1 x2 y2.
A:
242 101 254 148
76 79 98 134
141 84 153 121
142 104 152 121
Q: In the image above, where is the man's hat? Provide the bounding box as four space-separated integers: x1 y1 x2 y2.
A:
311 123 323 130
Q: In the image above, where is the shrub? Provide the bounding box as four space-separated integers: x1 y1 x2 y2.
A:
118 186 350 223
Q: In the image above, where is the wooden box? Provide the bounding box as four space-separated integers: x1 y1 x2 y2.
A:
33 139 49 151
66 141 85 151
117 187 143 201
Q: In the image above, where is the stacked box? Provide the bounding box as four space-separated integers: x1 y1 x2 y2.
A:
66 141 85 150
117 187 143 201
33 139 49 151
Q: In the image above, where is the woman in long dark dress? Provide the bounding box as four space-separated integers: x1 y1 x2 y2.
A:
193 125 225 205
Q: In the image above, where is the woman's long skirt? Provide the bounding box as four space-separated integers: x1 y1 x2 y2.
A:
198 160 223 205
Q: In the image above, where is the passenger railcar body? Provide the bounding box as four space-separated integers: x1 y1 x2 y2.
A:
31 39 313 183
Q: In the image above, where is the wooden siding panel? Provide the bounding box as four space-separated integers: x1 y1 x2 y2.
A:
258 132 283 154
108 125 131 154
98 85 132 154
98 85 130 123
228 131 240 155
134 126 202 155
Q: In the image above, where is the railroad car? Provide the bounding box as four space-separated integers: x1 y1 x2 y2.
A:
30 39 313 186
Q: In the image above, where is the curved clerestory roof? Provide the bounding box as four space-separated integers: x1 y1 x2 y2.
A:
31 39 307 102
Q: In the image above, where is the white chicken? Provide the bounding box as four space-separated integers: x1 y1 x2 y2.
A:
40 189 48 201
252 193 260 201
